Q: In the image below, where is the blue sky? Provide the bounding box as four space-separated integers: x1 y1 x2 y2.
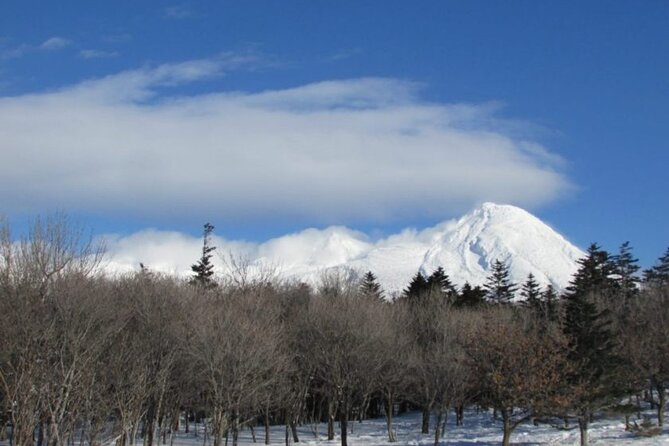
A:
1 1 668 267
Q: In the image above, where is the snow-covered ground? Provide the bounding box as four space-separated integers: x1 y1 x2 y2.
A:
164 408 667 446
2 407 666 445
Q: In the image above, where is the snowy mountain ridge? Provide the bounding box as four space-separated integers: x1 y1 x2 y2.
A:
234 203 584 296
105 203 585 296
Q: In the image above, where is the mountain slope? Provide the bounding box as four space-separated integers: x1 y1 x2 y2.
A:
105 203 584 296
249 203 584 295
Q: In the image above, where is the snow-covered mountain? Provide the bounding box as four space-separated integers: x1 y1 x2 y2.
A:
105 203 585 296
254 203 583 295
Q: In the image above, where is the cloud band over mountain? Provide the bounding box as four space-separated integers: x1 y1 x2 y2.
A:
0 56 571 223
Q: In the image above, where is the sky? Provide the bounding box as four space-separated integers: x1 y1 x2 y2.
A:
0 1 667 269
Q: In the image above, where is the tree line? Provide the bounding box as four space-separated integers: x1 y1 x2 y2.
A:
0 217 668 446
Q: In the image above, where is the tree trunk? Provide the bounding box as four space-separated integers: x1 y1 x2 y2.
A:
421 407 430 434
162 422 167 445
130 423 139 446
339 408 348 446
37 423 44 446
145 411 156 446
383 393 397 442
327 402 335 441
441 410 447 438
501 410 511 446
48 417 61 446
212 409 224 446
656 382 666 427
433 409 443 446
231 426 238 446
290 422 299 443
649 385 656 409
264 409 270 445
578 416 589 446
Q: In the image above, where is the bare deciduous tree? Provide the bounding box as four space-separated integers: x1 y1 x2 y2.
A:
462 306 570 446
188 290 287 446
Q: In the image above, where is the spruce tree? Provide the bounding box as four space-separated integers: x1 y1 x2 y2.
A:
402 271 429 302
483 259 517 303
426 266 457 303
190 222 217 288
643 246 669 286
359 271 384 302
454 282 486 308
565 243 617 299
520 273 542 312
541 284 559 321
562 243 621 446
612 241 640 300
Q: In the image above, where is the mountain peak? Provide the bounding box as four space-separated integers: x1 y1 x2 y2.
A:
262 203 584 294
106 203 584 296
473 202 538 221
417 202 583 291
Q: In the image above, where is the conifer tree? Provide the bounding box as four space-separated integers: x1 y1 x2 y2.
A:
520 273 541 312
483 259 517 303
612 241 640 300
402 271 429 302
359 271 384 302
426 266 457 303
643 246 669 286
454 282 486 308
541 284 559 321
565 243 617 299
190 222 217 288
562 243 621 446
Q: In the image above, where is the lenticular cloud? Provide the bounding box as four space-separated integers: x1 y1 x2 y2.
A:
0 57 571 223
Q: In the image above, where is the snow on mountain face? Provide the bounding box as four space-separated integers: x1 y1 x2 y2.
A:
418 203 583 291
248 203 584 296
105 203 584 296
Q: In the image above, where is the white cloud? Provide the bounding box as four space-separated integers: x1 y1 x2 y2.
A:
40 37 71 50
163 5 194 19
328 48 364 62
1 37 71 59
79 49 119 59
1 44 29 59
0 56 572 224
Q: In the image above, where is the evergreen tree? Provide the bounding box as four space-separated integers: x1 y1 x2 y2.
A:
520 273 542 312
643 246 669 286
359 271 384 302
454 282 486 308
426 266 457 303
541 284 559 321
562 243 621 446
483 259 517 303
565 243 617 299
401 271 429 302
612 241 640 300
190 222 217 288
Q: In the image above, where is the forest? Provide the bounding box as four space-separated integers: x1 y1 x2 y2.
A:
0 217 668 446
